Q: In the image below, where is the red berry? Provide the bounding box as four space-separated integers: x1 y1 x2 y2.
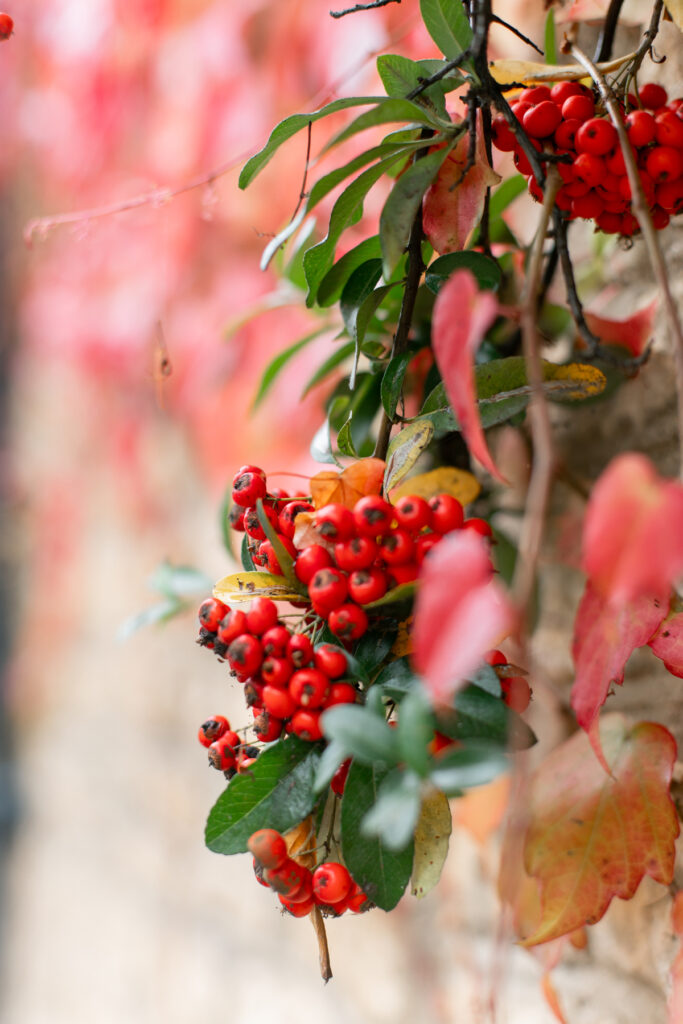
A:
294 545 334 585
289 667 330 709
232 472 268 508
312 862 353 905
576 118 617 156
287 633 315 668
462 517 493 538
248 829 288 869
208 731 241 771
386 562 419 587
564 178 591 197
646 145 682 183
217 608 248 645
315 503 356 541
324 683 357 709
328 603 368 641
331 758 352 796
618 170 655 205
353 495 395 537
655 110 683 149
309 567 349 614
651 205 671 229
523 101 562 139
639 82 668 110
348 884 371 913
266 858 310 897
573 152 607 187
290 708 323 741
253 857 270 888
428 494 464 533
378 528 415 565
394 495 431 532
571 191 604 219
333 535 378 572
260 535 297 576
501 676 532 713
348 567 388 605
229 504 247 531
263 684 297 720
625 109 656 148
253 712 284 743
261 625 291 657
554 118 581 150
261 656 293 688
278 500 314 539
484 649 507 667
513 140 541 176
550 81 584 105
491 116 516 152
198 597 229 632
279 893 315 916
655 178 683 211
232 465 266 484
0 14 13 40
246 597 279 636
510 100 533 122
606 148 627 176
561 94 595 122
520 85 552 105
244 681 264 708
313 644 348 679
227 633 263 677
415 533 441 564
595 211 623 234
198 715 230 747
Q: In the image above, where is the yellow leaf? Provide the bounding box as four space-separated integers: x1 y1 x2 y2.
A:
285 816 317 870
411 786 452 899
663 0 683 29
392 616 414 658
543 361 606 401
488 52 635 86
390 466 481 505
213 571 305 603
385 420 435 493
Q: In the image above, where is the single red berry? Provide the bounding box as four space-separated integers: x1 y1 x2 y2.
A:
217 608 248 646
260 535 297 576
208 731 240 771
244 680 264 708
378 528 415 566
655 110 683 148
428 494 464 533
639 82 668 110
523 101 562 139
244 504 279 542
646 145 682 182
353 495 395 537
550 81 584 105
606 147 627 175
278 500 314 539
309 567 349 614
331 758 352 796
656 178 683 211
415 533 441 565
501 676 532 713
462 518 493 539
261 625 291 657
554 118 582 150
490 116 516 152
232 472 268 508
232 465 266 484
651 205 671 229
564 178 591 197
263 684 297 720
0 14 13 40
513 141 541 177
386 562 419 588
288 633 315 668
198 597 229 632
315 503 356 542
510 100 533 122
571 191 604 219
279 893 315 916
253 857 270 888
198 715 230 747
333 535 378 572
323 683 357 709
266 858 311 898
576 117 617 155
595 210 623 234
294 544 334 585
312 862 353 905
289 667 330 709
430 731 454 755
394 494 431 533
227 633 263 677
619 211 639 235
348 567 388 605
485 649 508 667
246 597 279 636
313 644 348 679
248 829 288 869
261 656 293 688
328 603 368 641
561 94 595 123
290 708 323 741
229 504 247 531
625 109 656 148
348 884 370 913
573 152 607 187
253 711 284 743
520 85 552 105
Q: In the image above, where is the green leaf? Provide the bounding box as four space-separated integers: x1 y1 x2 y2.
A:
544 8 557 64
240 534 256 572
323 98 444 153
376 54 462 116
252 328 327 409
205 737 323 854
353 628 398 676
307 140 426 214
384 419 435 492
420 0 473 59
397 691 435 777
255 499 301 592
310 416 340 465
361 768 423 850
340 258 384 388
348 284 397 388
429 741 508 796
337 419 359 457
304 154 406 306
437 684 536 749
301 340 356 398
375 656 420 700
380 146 451 279
341 761 414 909
364 581 417 609
322 704 399 764
239 96 385 188
148 561 211 598
469 663 502 696
380 350 414 418
489 174 527 220
317 236 383 307
425 251 502 294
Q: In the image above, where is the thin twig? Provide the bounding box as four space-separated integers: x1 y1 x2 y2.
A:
626 0 664 81
310 906 333 981
490 13 543 55
593 0 625 62
512 167 561 619
571 43 683 478
330 0 399 16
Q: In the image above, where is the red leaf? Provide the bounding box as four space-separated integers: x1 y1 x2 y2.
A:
648 598 683 679
431 269 503 481
523 714 679 946
571 581 664 744
582 453 683 605
584 295 657 358
422 114 501 254
412 530 513 703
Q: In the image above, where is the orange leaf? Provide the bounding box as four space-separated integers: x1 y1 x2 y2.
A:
423 114 500 254
648 598 683 679
583 295 657 358
522 714 679 946
431 269 504 482
669 892 683 1024
452 774 510 845
309 458 385 510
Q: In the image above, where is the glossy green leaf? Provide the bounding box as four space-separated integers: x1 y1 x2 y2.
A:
398 691 435 777
337 419 359 457
489 174 527 220
240 534 256 572
323 98 444 153
380 146 451 279
361 767 423 850
321 704 399 764
429 742 508 796
252 328 328 409
380 350 414 417
364 581 417 609
420 0 473 59
317 236 383 307
310 416 340 465
384 419 435 492
349 285 396 388
437 684 536 749
375 655 421 700
205 737 323 854
353 628 398 676
425 251 502 293
341 761 414 909
377 54 462 116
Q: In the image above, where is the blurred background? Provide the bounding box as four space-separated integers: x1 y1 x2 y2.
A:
0 2 677 1022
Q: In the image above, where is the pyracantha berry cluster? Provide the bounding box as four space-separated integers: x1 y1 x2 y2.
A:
492 82 683 234
197 713 260 777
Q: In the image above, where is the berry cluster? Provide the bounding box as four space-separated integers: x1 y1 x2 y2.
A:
198 595 358 744
484 649 532 714
249 829 369 918
229 464 492 644
197 713 260 777
492 81 683 235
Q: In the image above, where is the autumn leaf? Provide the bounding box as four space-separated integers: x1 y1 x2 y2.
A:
522 714 679 946
214 570 305 603
488 52 634 86
410 787 452 899
390 466 480 505
582 453 683 605
571 582 664 750
310 458 385 510
452 774 510 845
669 892 683 1024
431 269 503 482
413 530 513 703
583 295 658 358
663 0 683 30
648 598 683 679
422 115 500 254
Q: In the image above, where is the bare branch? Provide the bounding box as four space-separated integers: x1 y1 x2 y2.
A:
330 0 400 17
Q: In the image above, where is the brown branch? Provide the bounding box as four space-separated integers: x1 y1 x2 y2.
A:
570 43 683 479
512 166 562 621
311 905 333 981
330 0 400 15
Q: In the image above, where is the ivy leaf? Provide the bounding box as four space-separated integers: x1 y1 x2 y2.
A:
648 597 683 679
239 96 384 188
420 0 473 59
213 570 304 603
361 768 423 850
389 465 481 505
522 714 679 946
205 737 323 854
384 419 435 492
380 145 452 279
321 704 399 764
341 761 414 910
425 251 502 293
411 787 452 898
